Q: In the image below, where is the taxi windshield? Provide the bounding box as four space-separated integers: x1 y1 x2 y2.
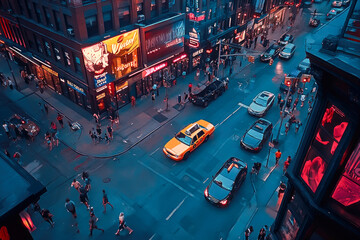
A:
175 132 192 146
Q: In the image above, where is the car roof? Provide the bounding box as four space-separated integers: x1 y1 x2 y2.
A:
254 118 272 129
257 91 274 100
284 43 295 49
289 69 302 78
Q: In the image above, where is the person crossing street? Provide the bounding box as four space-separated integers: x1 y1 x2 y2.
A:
275 149 282 166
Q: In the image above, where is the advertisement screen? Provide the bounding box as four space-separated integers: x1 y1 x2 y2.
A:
82 29 140 89
145 20 185 63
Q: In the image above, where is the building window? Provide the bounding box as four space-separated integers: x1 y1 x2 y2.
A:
34 3 41 23
151 0 157 18
118 7 130 27
64 15 74 36
53 11 62 31
63 49 71 66
301 103 349 193
103 11 113 32
44 41 52 57
35 36 43 53
25 1 32 19
54 45 61 61
74 56 81 73
85 15 98 37
137 3 143 14
162 0 169 13
43 7 51 27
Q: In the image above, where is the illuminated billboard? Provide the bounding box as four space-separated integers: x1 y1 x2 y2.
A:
82 29 140 89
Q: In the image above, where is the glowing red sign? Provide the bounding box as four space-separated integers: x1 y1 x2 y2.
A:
188 13 205 22
142 62 167 78
173 54 187 63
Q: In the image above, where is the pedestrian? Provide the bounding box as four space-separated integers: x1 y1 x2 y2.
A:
283 156 291 175
104 133 110 144
300 94 306 107
131 96 136 107
178 94 182 105
13 151 22 164
279 99 285 109
183 92 188 103
2 121 10 138
258 226 266 240
53 131 59 147
195 68 200 80
89 212 104 236
152 83 157 93
277 93 281 105
4 148 11 158
107 125 113 140
102 189 114 213
115 212 133 235
278 182 286 198
71 179 82 192
41 209 55 227
96 124 102 136
8 77 13 90
93 113 100 124
295 120 302 133
285 122 290 135
56 113 64 128
50 122 57 135
308 105 313 117
275 149 282 166
229 67 233 76
65 198 77 218
89 130 96 144
45 132 52 151
188 83 192 94
151 92 156 102
244 226 253 240
79 187 90 209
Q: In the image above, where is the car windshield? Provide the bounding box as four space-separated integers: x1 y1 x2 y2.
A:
283 47 292 53
248 129 264 140
214 174 233 191
268 49 275 55
254 97 267 106
175 132 192 146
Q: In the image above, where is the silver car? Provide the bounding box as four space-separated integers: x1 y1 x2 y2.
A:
279 43 296 59
248 91 275 117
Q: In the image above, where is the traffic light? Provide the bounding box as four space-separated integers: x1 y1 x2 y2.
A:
248 55 255 63
284 77 292 87
301 74 311 83
269 58 274 66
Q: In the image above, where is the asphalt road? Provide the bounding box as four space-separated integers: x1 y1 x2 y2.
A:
0 2 335 239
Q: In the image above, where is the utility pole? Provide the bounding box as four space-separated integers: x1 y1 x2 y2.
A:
217 40 222 79
273 83 291 145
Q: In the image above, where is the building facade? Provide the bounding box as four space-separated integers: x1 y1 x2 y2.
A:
271 1 360 239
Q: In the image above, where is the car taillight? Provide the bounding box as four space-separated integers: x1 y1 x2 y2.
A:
254 147 260 151
220 199 228 205
204 188 209 197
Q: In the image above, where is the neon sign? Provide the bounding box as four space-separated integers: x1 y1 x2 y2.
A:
142 62 167 78
173 54 187 63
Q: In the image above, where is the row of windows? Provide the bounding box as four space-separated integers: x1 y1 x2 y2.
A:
28 33 82 74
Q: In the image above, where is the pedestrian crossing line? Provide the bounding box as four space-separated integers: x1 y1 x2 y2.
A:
215 103 244 128
137 160 195 198
166 196 187 221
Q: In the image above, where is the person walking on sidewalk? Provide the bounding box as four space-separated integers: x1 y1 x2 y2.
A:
89 130 96 144
131 96 136 107
178 94 182 105
41 209 55 227
151 92 156 102
115 212 133 235
2 121 10 138
183 92 188 103
278 182 287 199
277 93 282 105
89 212 104 236
244 226 253 240
295 120 302 133
45 132 52 151
65 198 77 218
4 148 11 158
283 156 291 175
53 131 59 147
13 151 22 165
79 186 90 209
7 77 14 90
102 189 114 213
57 113 64 128
50 122 57 135
275 149 282 166
188 83 192 94
258 226 266 240
107 125 113 140
71 179 82 193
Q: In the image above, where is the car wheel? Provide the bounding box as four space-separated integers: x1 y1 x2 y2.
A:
183 152 190 160
204 135 209 142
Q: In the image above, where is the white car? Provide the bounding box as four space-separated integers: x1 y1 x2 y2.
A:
248 91 275 117
279 43 296 59
332 0 342 7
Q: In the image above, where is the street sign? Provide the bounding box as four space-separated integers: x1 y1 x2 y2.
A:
269 141 275 148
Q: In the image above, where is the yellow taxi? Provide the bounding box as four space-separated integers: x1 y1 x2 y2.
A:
163 120 215 161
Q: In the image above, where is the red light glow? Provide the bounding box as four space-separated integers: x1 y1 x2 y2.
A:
173 54 187 63
204 188 209 197
220 199 228 205
301 156 326 192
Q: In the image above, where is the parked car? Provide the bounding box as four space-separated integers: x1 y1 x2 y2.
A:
279 43 296 59
240 118 273 152
204 157 247 207
248 91 275 117
278 34 294 46
188 79 227 107
326 8 344 20
260 44 282 62
332 0 342 7
309 17 320 27
342 0 351 7
8 114 40 137
279 69 302 93
163 120 214 161
297 58 311 74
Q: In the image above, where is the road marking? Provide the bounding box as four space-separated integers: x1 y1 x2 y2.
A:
203 177 209 184
150 147 160 156
137 133 143 139
215 103 244 128
238 102 249 108
149 234 156 240
166 196 187 221
262 165 277 181
138 161 195 198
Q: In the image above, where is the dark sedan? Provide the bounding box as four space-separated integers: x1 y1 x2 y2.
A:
260 44 281 62
278 34 294 46
204 157 247 207
189 79 227 107
240 118 273 152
